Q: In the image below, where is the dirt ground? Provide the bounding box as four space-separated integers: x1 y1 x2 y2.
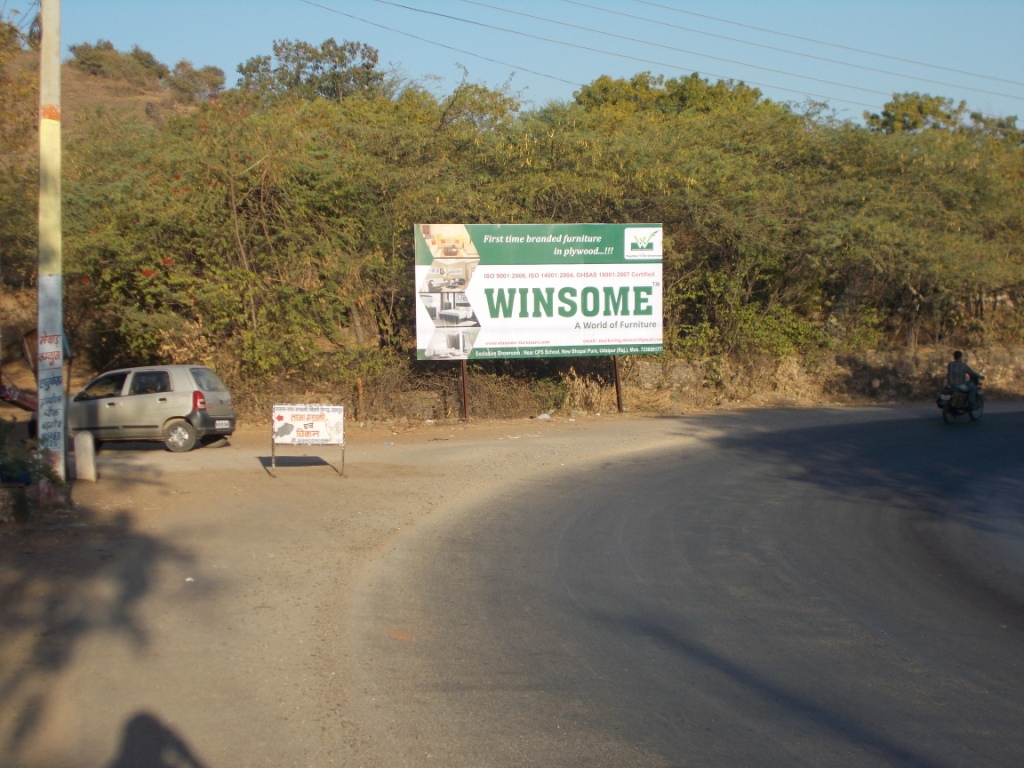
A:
0 409 703 767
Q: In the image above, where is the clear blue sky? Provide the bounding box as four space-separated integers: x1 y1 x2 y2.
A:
49 0 1024 121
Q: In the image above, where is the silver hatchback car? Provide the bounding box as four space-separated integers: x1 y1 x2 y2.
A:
68 365 236 452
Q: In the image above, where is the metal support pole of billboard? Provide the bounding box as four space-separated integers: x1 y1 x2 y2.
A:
613 356 624 414
460 359 469 420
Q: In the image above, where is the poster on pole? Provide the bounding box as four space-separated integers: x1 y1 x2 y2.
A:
414 224 662 360
35 274 65 470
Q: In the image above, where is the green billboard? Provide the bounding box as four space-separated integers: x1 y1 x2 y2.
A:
415 224 662 360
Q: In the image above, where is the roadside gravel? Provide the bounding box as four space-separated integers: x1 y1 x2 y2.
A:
1 413 703 767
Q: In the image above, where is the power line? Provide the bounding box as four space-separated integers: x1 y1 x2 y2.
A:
632 0 1024 89
458 0 896 99
560 0 1024 102
361 0 878 109
298 0 968 113
297 0 583 87
3 0 40 38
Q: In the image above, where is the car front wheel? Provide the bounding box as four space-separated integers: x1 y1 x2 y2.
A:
163 419 197 452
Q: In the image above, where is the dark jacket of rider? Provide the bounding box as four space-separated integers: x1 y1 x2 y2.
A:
947 360 980 388
947 352 981 405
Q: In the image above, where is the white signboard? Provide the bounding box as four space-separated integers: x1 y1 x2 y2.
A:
272 404 345 445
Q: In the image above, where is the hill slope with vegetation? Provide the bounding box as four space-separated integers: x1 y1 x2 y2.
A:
2 24 1022 417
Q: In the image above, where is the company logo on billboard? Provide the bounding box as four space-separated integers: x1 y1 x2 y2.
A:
624 227 662 259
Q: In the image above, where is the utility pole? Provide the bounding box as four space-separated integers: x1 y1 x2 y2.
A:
37 0 65 485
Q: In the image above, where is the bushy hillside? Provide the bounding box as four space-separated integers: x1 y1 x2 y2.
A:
2 27 1022 417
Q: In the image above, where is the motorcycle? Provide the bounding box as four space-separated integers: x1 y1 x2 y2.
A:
937 375 984 423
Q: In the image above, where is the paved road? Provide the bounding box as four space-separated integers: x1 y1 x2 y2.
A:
345 405 1024 767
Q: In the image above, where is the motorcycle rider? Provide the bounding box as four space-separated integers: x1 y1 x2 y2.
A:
947 350 982 408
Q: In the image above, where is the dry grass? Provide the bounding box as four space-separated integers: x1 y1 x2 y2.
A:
561 367 617 414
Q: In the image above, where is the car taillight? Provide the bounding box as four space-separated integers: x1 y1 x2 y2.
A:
192 390 207 411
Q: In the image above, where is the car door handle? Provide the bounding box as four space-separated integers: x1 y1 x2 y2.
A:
104 401 118 407
157 397 168 402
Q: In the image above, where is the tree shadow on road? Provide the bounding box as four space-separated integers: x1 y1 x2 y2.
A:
0 501 201 762
678 405 1024 614
106 711 210 768
686 406 1024 527
589 608 967 768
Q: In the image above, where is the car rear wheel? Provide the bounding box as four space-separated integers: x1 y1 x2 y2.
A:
163 419 196 452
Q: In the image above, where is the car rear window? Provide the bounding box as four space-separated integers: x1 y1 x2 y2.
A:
190 367 228 392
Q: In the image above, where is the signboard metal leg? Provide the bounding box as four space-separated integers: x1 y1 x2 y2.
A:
460 359 469 421
613 355 624 413
269 428 277 477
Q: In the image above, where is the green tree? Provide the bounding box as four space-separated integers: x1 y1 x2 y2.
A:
573 72 666 112
865 92 967 133
236 38 390 101
67 40 168 87
166 60 225 103
574 72 764 115
47 41 1024 395
0 21 37 286
969 111 1022 145
0 20 34 151
803 114 1023 349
